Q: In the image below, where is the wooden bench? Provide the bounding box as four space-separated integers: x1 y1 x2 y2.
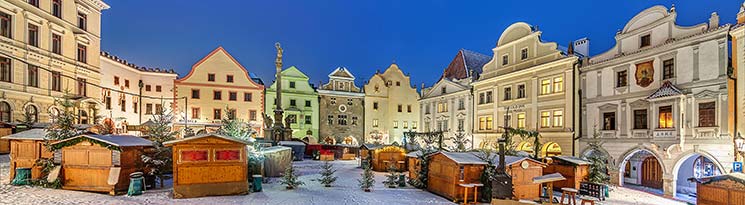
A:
560 187 579 205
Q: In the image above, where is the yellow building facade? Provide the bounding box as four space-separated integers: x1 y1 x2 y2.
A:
0 0 109 124
173 47 265 137
363 63 420 144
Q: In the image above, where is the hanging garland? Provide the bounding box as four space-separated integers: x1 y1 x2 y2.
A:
50 136 122 152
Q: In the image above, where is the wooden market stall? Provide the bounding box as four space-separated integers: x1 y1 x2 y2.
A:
0 122 13 154
693 173 745 205
427 152 545 202
50 134 153 195
278 140 306 161
164 134 250 199
543 156 590 190
2 129 53 180
406 150 422 180
368 145 406 172
260 146 292 177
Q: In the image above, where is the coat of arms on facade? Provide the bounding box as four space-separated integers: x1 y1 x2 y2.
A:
635 61 654 87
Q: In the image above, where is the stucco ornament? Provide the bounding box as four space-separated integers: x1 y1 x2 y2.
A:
635 61 654 87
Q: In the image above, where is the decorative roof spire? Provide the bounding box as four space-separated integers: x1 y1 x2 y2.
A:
670 4 676 13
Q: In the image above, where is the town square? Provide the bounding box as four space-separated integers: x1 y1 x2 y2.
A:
1 0 745 204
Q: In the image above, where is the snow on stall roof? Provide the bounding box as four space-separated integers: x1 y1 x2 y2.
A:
533 173 566 184
406 150 422 157
52 134 153 147
693 173 745 185
163 133 249 146
440 151 542 166
1 129 47 140
278 141 307 146
260 146 292 153
552 156 591 165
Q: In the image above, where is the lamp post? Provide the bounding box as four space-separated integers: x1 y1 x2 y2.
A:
138 80 143 125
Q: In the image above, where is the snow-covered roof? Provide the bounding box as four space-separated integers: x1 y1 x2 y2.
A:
278 141 307 146
693 173 745 185
533 173 566 184
552 156 591 165
1 129 46 140
53 134 153 147
439 151 543 166
163 133 249 146
260 146 292 154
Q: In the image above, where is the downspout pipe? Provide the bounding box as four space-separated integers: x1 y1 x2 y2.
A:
572 59 582 156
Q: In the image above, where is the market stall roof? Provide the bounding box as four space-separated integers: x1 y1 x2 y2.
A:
439 151 545 166
692 173 745 185
1 129 46 140
551 156 591 165
278 141 307 146
405 150 439 158
260 146 292 153
533 173 566 184
164 133 249 146
51 134 153 148
361 143 383 150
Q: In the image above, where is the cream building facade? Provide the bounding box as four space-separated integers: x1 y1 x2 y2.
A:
579 5 732 198
99 52 177 133
419 49 489 148
173 47 265 137
0 0 108 124
363 63 420 144
472 22 579 158
731 4 745 162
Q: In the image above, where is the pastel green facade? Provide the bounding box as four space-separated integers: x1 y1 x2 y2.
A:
265 66 320 142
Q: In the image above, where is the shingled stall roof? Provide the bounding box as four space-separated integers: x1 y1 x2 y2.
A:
1 129 46 140
551 156 591 165
533 172 567 184
163 134 250 146
441 49 490 81
647 81 684 100
692 173 745 185
51 134 153 150
439 151 543 166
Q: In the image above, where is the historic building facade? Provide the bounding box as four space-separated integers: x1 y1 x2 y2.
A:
731 4 745 163
472 22 580 157
363 63 420 144
265 66 319 141
419 49 489 148
579 6 733 198
0 0 109 124
99 52 177 133
173 47 264 137
318 67 364 145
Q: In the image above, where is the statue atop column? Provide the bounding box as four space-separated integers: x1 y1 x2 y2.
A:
266 42 292 143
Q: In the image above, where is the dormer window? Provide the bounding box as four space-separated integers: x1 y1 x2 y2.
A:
502 55 509 65
289 81 296 88
640 34 651 48
441 87 447 94
521 48 528 60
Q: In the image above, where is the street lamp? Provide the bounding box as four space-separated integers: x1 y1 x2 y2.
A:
736 133 745 153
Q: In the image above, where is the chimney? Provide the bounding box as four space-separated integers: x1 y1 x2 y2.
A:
573 37 590 57
567 41 574 55
709 12 720 30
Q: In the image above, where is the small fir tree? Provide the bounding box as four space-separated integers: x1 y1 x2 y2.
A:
447 129 472 152
316 161 337 187
475 149 499 202
382 164 399 188
358 164 375 192
586 127 610 184
45 95 81 144
141 102 178 188
218 106 255 141
281 163 304 189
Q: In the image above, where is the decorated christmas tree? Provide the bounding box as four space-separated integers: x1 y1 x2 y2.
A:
586 127 610 184
447 129 472 152
358 164 375 192
382 164 398 188
280 163 304 189
141 101 177 188
317 161 337 187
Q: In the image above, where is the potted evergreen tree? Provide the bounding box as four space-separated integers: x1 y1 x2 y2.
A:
280 163 304 189
358 164 375 192
317 161 337 187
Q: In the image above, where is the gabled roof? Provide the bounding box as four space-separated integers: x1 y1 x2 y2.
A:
552 156 591 165
647 81 684 100
281 66 310 79
176 46 263 88
1 129 46 140
422 77 470 99
441 49 490 81
163 133 249 146
329 67 355 80
52 134 153 147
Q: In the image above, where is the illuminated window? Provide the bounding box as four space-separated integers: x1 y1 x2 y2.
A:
215 150 241 161
373 119 379 127
552 110 563 127
658 106 673 128
541 79 551 95
517 113 526 129
393 120 398 129
540 111 551 128
180 150 208 162
553 77 563 92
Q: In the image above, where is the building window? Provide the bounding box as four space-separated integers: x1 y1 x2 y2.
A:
52 34 62 54
330 97 336 105
347 98 353 106
25 105 37 122
244 93 252 102
373 102 378 110
213 90 222 100
541 79 551 95
125 79 130 88
404 121 409 129
458 98 465 110
327 115 334 125
145 85 151 91
540 111 551 128
372 119 379 127
289 81 296 88
26 65 38 87
479 93 485 104
305 100 311 107
28 24 38 47
249 110 257 121
77 78 86 96
226 75 234 83
437 102 448 113
640 34 651 48
441 87 447 94
0 102 9 122
77 12 87 30
426 104 431 114
502 55 509 65
478 116 493 130
226 109 236 120
77 44 87 63
393 120 398 129
207 74 215 82
407 105 412 113
658 106 673 128
0 57 10 82
113 76 120 85
0 12 10 38
52 0 62 18
485 91 493 103
457 119 465 131
517 113 526 129
553 77 563 92
633 109 648 129
552 110 563 127
105 97 111 110
338 115 347 125
146 104 153 114
305 115 312 124
521 48 528 60
51 71 61 91
396 81 401 86
662 59 674 80
397 104 402 112
191 89 200 99
155 104 163 114
288 114 297 124
155 85 162 92
213 109 221 120
698 102 716 127
228 92 237 101
517 84 525 99
617 70 628 87
133 102 138 114
120 99 126 112
603 112 616 130
290 99 296 107
191 108 200 119
504 87 512 100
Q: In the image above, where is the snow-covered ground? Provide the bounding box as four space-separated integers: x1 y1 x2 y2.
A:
0 155 689 205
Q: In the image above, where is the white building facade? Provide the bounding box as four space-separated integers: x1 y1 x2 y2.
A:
99 52 177 133
579 5 733 198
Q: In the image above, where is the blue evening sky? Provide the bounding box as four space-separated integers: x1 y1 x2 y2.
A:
101 0 741 88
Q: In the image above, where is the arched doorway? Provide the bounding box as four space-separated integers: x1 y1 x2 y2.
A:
672 153 722 203
25 104 38 123
79 110 89 124
619 149 664 193
0 101 10 122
